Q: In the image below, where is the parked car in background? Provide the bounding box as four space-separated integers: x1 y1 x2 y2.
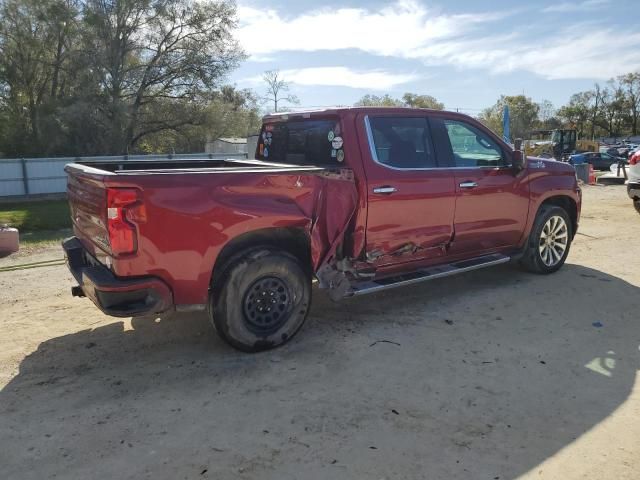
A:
627 151 640 214
583 152 626 170
602 146 628 158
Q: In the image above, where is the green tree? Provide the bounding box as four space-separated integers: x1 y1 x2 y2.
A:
354 94 404 107
82 0 245 153
478 95 540 140
354 93 444 109
0 0 82 155
137 86 261 153
402 93 444 110
557 92 591 138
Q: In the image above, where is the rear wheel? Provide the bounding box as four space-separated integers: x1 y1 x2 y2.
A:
209 248 311 352
520 205 572 274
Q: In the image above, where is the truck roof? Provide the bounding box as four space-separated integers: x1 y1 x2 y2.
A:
262 106 469 122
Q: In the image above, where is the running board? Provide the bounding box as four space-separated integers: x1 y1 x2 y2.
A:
349 253 511 297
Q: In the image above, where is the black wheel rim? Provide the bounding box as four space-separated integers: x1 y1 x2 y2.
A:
242 276 292 334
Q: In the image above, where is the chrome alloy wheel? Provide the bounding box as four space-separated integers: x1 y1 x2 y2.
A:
539 215 569 267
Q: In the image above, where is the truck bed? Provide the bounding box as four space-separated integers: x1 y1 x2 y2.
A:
64 159 358 307
74 157 325 175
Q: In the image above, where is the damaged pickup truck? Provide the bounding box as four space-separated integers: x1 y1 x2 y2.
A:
63 107 581 351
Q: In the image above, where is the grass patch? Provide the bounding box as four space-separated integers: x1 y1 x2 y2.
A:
19 229 72 249
0 200 71 255
0 200 71 231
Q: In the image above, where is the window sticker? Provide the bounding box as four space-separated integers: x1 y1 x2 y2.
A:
263 147 269 158
328 130 335 142
337 149 345 163
331 149 337 158
259 144 264 155
331 136 343 149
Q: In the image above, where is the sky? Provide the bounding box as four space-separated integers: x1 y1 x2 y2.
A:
230 0 640 115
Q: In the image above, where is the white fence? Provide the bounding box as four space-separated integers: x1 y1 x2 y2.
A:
0 152 247 198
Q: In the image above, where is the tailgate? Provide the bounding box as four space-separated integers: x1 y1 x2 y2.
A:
66 166 110 257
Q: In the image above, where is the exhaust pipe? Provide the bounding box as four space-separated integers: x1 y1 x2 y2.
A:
71 286 85 298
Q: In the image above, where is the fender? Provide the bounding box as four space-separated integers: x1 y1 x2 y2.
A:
519 158 581 246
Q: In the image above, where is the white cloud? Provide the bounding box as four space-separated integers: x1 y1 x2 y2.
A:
235 0 640 81
543 0 610 13
414 25 640 80
244 67 418 90
249 55 276 63
280 67 418 89
236 1 505 58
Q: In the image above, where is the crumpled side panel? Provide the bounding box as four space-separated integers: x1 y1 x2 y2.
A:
307 170 358 271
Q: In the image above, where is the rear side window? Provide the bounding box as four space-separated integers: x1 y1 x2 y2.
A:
368 117 436 169
444 120 505 167
256 120 342 166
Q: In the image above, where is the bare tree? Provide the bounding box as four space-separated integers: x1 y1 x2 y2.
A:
262 70 298 113
619 72 640 135
588 83 603 140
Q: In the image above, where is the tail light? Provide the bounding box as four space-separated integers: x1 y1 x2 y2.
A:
106 188 143 255
630 154 639 166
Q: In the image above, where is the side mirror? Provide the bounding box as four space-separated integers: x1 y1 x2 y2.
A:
514 138 523 151
512 149 526 171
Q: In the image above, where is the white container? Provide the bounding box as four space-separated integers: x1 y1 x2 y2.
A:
0 226 19 257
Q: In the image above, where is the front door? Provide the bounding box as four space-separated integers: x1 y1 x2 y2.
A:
360 113 457 266
434 117 530 255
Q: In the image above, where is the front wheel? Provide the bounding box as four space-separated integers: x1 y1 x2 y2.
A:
209 248 311 352
520 205 572 274
634 199 640 215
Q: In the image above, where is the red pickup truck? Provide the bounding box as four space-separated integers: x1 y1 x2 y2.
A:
63 107 581 351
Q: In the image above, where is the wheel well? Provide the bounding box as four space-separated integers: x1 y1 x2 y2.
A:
541 196 578 236
210 227 311 291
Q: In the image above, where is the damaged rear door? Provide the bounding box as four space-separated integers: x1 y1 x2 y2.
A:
361 113 456 266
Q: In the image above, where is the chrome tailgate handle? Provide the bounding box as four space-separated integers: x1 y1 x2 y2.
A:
372 186 397 194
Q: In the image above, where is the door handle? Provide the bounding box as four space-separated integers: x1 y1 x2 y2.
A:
459 181 478 189
373 186 397 195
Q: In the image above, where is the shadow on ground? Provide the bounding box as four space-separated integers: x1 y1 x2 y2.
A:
1 264 638 480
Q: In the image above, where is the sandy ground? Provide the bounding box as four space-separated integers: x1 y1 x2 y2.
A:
0 185 639 480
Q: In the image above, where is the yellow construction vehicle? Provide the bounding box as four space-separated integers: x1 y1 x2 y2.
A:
524 129 598 160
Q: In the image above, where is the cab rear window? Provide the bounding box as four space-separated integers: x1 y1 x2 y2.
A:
256 120 343 166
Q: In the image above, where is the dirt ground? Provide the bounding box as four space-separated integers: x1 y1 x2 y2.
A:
1 185 638 480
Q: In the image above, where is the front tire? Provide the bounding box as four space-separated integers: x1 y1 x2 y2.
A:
634 199 640 215
520 205 572 274
209 248 311 352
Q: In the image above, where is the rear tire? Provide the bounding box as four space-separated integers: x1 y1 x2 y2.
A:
209 248 311 352
520 205 572 274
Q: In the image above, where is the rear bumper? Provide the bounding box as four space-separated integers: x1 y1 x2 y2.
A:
628 182 640 200
63 237 173 317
